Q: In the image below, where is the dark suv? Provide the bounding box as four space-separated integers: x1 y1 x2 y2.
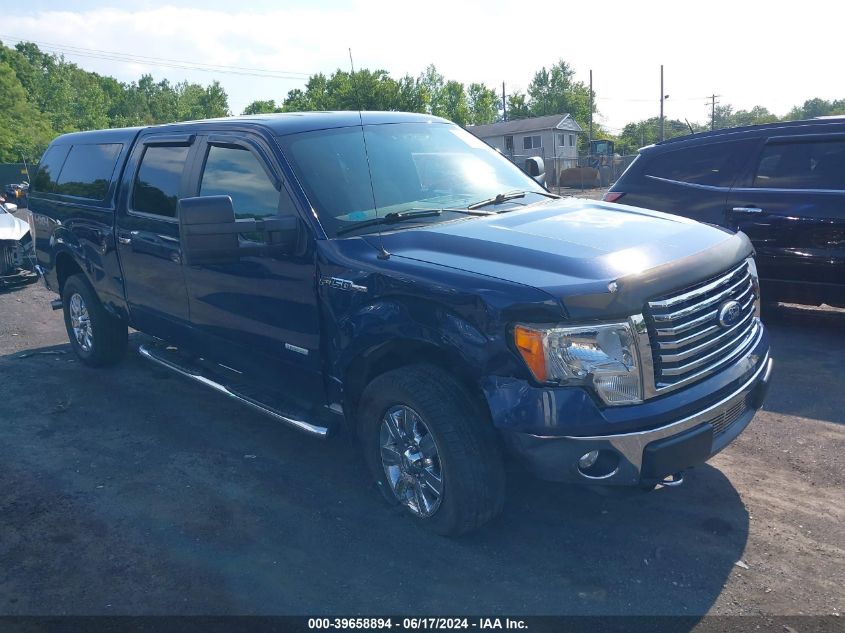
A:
28 112 771 535
606 117 845 307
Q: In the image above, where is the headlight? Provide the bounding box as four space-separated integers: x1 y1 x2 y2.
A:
513 321 642 405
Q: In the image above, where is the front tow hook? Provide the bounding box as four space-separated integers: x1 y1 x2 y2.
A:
659 471 685 487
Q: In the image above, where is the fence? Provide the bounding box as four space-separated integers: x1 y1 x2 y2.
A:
0 163 31 187
503 152 637 194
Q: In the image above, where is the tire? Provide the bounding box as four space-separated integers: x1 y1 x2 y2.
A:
358 364 505 536
62 273 128 367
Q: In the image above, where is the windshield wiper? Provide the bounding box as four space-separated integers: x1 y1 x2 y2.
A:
335 209 443 236
467 189 560 210
335 207 492 236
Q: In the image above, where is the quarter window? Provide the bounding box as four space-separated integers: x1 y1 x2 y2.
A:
32 145 70 193
132 145 190 217
55 143 122 201
644 140 753 187
200 145 281 219
753 140 845 190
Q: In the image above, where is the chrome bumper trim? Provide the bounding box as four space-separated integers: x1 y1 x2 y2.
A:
527 351 771 484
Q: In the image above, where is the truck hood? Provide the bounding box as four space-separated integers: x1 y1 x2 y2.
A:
373 198 753 319
0 210 29 242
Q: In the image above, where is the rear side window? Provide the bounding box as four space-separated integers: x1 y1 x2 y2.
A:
132 145 190 217
200 145 281 219
753 140 845 190
55 143 122 201
645 140 752 187
32 145 70 193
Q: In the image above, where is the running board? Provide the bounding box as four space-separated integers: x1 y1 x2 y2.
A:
138 343 330 437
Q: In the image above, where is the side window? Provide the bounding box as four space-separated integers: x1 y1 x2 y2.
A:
132 145 190 217
753 140 845 190
505 135 514 153
199 145 281 219
644 140 753 187
32 145 70 193
55 143 122 201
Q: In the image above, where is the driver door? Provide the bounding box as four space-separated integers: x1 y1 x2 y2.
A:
182 132 325 410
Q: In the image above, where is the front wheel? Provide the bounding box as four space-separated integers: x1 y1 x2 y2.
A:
62 274 128 367
358 364 505 536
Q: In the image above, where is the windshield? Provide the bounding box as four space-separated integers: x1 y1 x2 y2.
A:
277 122 547 237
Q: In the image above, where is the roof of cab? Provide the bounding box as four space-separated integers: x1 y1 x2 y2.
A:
50 126 145 146
48 111 448 146
221 111 446 135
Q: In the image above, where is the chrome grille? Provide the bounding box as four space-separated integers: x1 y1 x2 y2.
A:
644 261 760 392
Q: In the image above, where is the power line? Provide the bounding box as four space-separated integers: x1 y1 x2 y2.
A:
0 34 313 80
595 95 711 102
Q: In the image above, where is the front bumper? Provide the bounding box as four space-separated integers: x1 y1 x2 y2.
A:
502 352 772 485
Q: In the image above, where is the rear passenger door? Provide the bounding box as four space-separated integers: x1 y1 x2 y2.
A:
726 135 845 291
116 134 196 344
182 133 325 410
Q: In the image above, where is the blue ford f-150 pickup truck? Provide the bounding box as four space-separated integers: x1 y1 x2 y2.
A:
29 112 772 535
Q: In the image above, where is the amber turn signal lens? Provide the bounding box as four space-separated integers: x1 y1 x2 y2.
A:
513 325 547 382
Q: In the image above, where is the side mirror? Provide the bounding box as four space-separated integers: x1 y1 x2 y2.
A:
178 196 239 266
525 156 545 185
178 195 300 266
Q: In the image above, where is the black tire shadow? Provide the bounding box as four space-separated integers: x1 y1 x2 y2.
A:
0 340 747 622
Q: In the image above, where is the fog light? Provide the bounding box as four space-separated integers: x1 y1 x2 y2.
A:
578 450 599 469
577 449 621 479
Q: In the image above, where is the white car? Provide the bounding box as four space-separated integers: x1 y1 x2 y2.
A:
0 202 34 280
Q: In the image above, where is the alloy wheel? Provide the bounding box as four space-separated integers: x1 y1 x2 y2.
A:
379 404 444 517
69 292 93 352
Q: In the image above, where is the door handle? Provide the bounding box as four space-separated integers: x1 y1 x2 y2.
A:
732 207 763 214
118 230 139 245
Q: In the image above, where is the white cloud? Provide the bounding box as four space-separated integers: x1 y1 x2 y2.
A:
11 1 842 130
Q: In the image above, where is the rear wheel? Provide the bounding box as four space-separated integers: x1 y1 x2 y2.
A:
358 364 505 536
62 274 127 367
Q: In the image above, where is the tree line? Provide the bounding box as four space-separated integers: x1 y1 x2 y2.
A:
243 60 595 132
0 40 229 162
0 39 842 164
615 98 845 154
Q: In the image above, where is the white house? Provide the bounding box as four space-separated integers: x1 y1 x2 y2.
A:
467 113 583 170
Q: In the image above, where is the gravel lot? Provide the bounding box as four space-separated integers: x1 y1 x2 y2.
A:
1 274 843 617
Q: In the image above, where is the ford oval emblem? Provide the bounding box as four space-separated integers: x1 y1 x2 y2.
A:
718 300 743 328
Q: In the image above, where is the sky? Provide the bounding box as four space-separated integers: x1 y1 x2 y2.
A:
5 0 842 132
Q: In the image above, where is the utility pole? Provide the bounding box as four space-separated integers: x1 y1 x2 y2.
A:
589 69 593 147
707 94 721 131
659 65 665 142
502 81 507 121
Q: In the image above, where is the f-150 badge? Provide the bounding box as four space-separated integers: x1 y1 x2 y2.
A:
319 276 368 293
